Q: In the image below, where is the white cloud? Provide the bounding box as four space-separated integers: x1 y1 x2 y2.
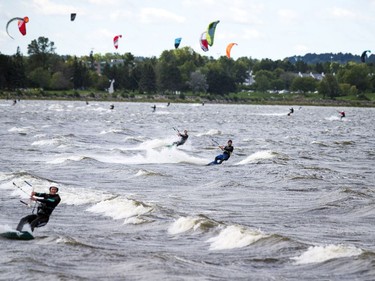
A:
331 7 357 19
227 7 263 25
139 8 186 24
241 28 262 39
277 9 299 24
293 44 309 54
29 0 77 15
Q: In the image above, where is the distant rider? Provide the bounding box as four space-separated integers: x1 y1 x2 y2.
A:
287 107 294 116
16 186 61 232
172 130 189 147
212 140 234 164
339 111 345 120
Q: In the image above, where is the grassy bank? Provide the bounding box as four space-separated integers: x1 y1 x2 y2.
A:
2 89 375 107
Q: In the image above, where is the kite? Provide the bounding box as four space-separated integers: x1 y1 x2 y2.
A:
113 35 122 49
226 43 238 58
174 37 182 49
6 16 29 39
71 13 76 21
199 32 209 52
360 50 371 63
206 20 220 46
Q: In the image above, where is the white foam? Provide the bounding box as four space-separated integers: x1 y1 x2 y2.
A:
47 155 85 164
31 139 60 146
86 197 153 222
0 224 14 233
8 126 33 133
61 187 113 206
196 129 221 137
291 244 363 265
93 147 208 165
326 115 346 121
168 217 200 235
207 225 267 250
235 150 275 165
99 129 124 135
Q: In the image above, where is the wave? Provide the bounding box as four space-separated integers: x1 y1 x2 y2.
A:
291 244 363 265
8 126 34 134
325 115 350 122
168 215 268 251
311 140 330 147
35 235 98 248
168 215 219 235
60 187 114 206
206 225 268 250
86 197 154 224
47 155 92 164
99 128 136 135
0 172 59 199
196 129 222 137
93 147 208 165
134 169 166 177
235 150 276 165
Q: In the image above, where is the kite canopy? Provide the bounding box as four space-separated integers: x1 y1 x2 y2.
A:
226 43 237 58
113 35 122 49
6 16 29 39
199 32 209 52
361 50 371 63
71 13 76 21
174 37 182 49
206 20 220 46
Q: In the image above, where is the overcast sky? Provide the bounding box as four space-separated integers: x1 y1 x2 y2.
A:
1 0 374 60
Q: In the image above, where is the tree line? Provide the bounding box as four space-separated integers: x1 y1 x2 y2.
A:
1 36 375 100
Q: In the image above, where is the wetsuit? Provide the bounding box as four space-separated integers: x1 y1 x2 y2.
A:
17 192 61 232
173 133 189 146
214 145 234 164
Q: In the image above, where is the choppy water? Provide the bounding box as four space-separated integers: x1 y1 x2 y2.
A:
0 100 374 280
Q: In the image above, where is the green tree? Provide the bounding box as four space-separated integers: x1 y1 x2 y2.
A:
156 51 183 92
138 58 157 93
290 77 317 93
28 67 50 89
27 37 56 70
318 74 341 98
338 64 371 93
253 70 274 92
187 70 208 93
50 72 72 90
205 62 236 95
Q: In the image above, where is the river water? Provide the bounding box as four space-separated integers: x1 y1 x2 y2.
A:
0 100 374 280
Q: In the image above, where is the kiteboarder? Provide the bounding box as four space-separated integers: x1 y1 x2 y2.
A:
151 105 156 112
210 140 234 165
339 111 345 120
16 186 61 232
172 130 189 147
287 107 294 116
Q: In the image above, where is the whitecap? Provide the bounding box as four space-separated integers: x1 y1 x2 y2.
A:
235 150 275 165
207 225 267 250
86 197 153 222
291 244 363 265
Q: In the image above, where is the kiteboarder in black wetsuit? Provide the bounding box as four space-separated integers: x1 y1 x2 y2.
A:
16 186 61 232
339 111 345 120
287 107 294 116
172 130 189 147
211 140 234 165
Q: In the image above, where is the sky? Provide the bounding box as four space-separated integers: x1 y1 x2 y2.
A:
1 0 375 60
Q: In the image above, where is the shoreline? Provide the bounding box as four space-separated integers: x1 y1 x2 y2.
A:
3 96 374 108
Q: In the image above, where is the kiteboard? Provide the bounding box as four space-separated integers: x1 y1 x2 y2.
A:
207 161 220 166
0 230 34 240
